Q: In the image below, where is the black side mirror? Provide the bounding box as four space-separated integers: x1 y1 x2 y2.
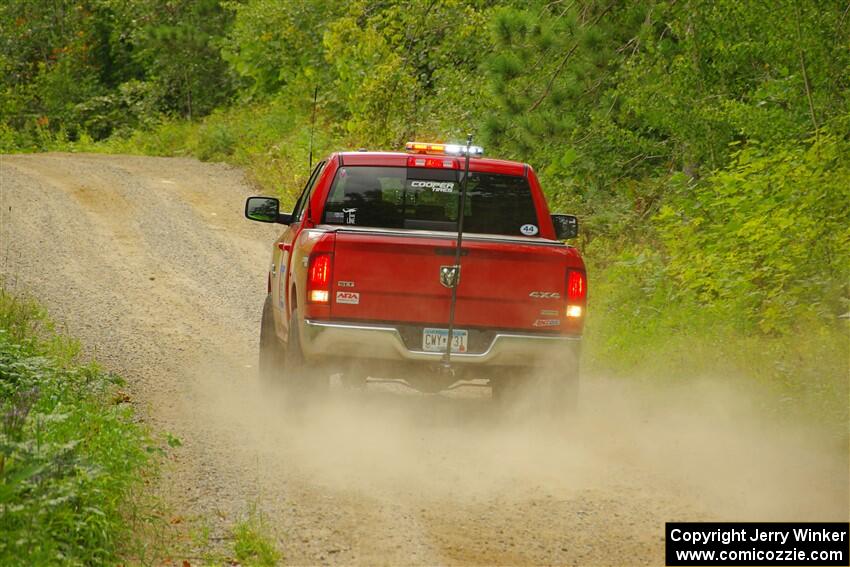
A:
245 196 292 224
551 214 579 239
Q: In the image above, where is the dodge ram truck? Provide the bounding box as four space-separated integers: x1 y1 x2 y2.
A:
244 141 586 408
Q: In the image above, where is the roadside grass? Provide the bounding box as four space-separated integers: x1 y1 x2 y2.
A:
0 287 160 565
184 515 234 566
231 503 281 567
172 502 282 566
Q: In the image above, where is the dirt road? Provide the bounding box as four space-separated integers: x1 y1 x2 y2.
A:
1 153 846 565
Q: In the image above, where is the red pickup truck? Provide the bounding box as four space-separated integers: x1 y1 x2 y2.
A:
245 142 586 409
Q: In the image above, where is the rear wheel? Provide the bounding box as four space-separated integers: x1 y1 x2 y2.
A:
258 295 285 386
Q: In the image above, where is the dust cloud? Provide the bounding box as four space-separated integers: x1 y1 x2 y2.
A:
192 356 849 526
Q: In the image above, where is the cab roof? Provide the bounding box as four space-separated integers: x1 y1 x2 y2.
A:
335 151 528 177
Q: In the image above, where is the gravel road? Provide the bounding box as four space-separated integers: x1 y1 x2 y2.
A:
1 153 846 566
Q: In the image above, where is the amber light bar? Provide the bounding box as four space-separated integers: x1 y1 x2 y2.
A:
405 141 484 157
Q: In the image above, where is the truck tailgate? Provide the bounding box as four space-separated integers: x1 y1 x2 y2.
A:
329 229 578 332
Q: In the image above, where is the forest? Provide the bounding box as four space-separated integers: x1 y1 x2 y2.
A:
2 0 848 425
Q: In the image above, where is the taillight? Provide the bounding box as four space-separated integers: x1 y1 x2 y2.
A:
566 269 586 318
307 253 331 303
567 270 586 301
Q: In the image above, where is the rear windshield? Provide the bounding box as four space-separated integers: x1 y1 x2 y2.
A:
322 166 539 237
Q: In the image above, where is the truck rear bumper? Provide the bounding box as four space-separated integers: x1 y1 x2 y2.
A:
301 319 580 367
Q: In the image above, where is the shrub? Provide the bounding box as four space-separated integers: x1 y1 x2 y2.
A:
0 290 152 565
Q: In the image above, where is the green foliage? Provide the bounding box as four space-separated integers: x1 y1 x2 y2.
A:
222 0 344 98
486 1 849 185
321 0 491 145
656 133 850 334
0 289 152 565
232 503 280 566
128 0 237 120
0 0 235 145
108 118 199 157
196 119 239 160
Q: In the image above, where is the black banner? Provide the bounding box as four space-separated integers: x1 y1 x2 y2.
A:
666 523 849 566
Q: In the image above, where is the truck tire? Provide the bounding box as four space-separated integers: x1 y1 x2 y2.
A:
283 308 328 398
259 295 285 386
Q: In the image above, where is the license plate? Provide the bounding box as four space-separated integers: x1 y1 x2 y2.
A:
422 328 468 353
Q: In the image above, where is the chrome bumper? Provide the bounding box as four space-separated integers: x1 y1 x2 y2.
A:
301 319 580 366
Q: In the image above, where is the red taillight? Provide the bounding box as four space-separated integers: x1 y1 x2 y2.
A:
567 270 586 302
307 254 331 303
566 269 586 318
309 255 330 287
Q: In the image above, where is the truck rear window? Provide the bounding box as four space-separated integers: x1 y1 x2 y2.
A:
322 166 539 236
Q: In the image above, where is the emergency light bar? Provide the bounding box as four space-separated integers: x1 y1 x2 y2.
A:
405 141 484 157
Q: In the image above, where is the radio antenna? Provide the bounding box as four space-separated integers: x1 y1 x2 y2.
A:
308 85 318 171
441 134 474 373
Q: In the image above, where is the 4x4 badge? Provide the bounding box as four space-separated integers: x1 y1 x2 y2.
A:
529 291 561 299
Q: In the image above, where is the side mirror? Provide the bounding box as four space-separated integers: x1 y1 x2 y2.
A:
245 196 292 224
551 214 579 240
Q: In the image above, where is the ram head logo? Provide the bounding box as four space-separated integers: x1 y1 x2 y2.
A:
440 265 461 289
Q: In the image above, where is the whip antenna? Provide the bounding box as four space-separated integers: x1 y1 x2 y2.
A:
441 134 474 372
